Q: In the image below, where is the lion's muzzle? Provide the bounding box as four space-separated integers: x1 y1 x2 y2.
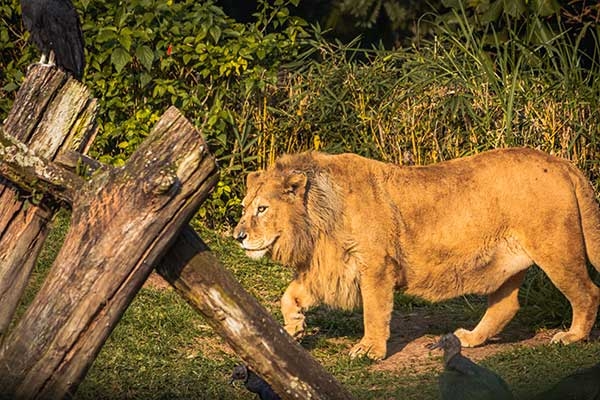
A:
233 226 247 243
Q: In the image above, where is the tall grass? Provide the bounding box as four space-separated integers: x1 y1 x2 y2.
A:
244 11 600 183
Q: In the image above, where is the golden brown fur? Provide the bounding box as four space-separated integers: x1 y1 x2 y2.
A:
233 148 600 360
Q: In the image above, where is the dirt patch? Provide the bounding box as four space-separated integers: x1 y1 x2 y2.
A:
372 309 600 375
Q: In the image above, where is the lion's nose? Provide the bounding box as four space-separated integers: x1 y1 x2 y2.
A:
234 228 247 243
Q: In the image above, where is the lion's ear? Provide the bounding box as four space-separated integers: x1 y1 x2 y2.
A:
283 170 307 196
246 171 262 188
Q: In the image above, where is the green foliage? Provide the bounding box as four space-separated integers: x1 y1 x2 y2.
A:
441 0 561 23
0 0 311 227
78 0 310 164
0 0 30 115
197 176 242 228
247 25 600 174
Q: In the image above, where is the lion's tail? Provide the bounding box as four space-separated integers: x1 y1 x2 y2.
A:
572 165 600 272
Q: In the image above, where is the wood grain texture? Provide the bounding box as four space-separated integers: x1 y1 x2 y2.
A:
0 65 97 336
0 106 219 399
0 127 83 204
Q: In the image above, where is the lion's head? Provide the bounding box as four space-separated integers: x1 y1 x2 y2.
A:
233 152 342 269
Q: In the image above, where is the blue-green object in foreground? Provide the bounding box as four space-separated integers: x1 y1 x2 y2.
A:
230 364 281 400
534 361 600 400
428 333 514 400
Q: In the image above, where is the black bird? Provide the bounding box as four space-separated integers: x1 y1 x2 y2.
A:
20 0 85 79
230 364 281 400
428 333 514 400
533 361 600 400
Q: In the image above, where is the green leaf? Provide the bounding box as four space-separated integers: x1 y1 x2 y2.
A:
2 82 18 92
480 0 503 24
136 45 154 71
111 47 132 73
118 32 132 51
532 0 560 16
504 0 527 17
209 26 221 43
96 28 118 43
139 72 152 88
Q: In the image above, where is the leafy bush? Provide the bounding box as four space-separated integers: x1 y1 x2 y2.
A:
0 0 31 115
1 0 311 227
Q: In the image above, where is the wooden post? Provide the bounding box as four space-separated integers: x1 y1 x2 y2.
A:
0 106 219 399
156 227 355 400
0 65 97 336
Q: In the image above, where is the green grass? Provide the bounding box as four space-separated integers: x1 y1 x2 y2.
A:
10 213 597 399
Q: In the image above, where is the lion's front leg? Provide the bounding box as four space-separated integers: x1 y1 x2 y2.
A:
281 279 316 340
349 263 395 361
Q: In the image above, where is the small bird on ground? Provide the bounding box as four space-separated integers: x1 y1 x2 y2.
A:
230 364 281 400
20 0 85 79
533 361 600 400
427 333 514 400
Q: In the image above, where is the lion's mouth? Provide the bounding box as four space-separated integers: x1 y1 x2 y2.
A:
241 237 278 259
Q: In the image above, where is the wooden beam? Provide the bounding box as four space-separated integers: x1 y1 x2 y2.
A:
0 127 83 205
156 227 355 400
0 106 219 399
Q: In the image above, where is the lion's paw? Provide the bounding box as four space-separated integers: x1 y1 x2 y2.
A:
348 338 386 361
283 313 306 340
550 330 586 345
453 328 486 348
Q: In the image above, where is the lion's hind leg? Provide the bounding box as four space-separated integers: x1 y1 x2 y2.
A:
455 270 526 347
536 254 600 344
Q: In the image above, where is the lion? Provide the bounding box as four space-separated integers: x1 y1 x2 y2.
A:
233 147 600 360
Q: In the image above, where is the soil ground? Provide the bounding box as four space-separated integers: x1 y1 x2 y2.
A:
376 310 595 375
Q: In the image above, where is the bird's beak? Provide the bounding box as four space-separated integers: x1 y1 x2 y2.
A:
426 342 441 350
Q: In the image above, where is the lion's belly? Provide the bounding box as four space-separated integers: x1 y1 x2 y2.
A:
403 238 533 302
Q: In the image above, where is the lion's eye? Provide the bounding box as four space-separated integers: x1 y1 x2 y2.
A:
257 205 268 214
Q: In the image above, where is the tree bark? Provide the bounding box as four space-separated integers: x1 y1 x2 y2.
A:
156 227 355 400
0 106 219 399
0 65 97 337
0 128 83 204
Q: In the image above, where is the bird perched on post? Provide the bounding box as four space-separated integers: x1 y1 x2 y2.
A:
533 361 600 400
20 0 85 79
427 333 514 400
230 364 281 400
